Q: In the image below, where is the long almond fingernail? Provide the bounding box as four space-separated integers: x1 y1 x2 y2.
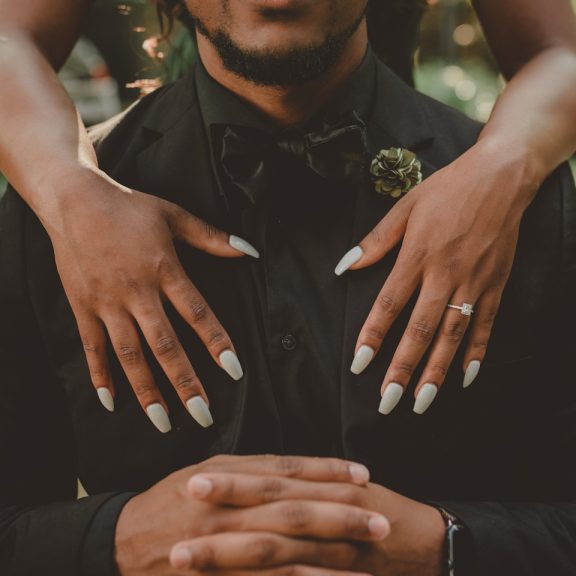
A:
229 235 260 258
378 383 404 415
186 396 214 428
335 246 363 276
413 384 438 415
463 360 481 388
350 345 375 375
97 388 115 412
219 350 244 380
146 403 172 433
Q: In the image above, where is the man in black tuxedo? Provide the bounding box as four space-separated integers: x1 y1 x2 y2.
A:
1 1 576 575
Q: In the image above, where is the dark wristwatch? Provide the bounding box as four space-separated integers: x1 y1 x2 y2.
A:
437 507 466 576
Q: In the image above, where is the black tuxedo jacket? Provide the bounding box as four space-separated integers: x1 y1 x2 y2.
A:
1 59 576 576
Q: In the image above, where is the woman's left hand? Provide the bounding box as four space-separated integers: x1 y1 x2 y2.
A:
336 139 540 415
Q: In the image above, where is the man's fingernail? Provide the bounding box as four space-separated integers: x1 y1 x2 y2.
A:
349 463 370 484
229 235 260 259
350 345 375 375
186 396 214 428
146 403 172 433
97 387 115 412
219 350 244 380
368 515 391 538
413 384 438 415
463 360 481 388
378 383 404 415
335 246 363 276
188 475 214 498
170 546 193 569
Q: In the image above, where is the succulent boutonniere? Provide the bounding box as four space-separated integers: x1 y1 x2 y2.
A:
370 147 422 198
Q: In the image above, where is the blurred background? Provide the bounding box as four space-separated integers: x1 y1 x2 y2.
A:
0 0 575 196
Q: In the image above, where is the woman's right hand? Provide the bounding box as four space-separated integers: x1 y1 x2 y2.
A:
43 167 259 433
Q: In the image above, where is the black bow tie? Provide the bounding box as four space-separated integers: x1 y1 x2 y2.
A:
218 110 369 206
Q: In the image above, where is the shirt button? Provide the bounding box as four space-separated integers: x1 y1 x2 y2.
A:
281 334 297 351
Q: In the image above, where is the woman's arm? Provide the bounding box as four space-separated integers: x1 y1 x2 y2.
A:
0 0 254 432
474 0 576 191
0 0 96 216
342 0 576 414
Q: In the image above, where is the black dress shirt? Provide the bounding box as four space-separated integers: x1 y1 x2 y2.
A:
1 47 576 576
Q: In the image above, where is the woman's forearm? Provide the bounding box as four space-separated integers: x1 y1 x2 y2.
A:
0 31 98 216
478 46 576 195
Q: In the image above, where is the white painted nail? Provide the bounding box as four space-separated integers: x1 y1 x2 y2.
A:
219 350 244 381
378 383 404 415
463 360 481 388
229 235 260 259
413 384 438 415
186 396 214 428
350 345 375 375
97 388 115 412
335 246 363 276
146 403 172 433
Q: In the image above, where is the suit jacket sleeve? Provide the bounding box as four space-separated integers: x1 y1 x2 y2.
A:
436 165 576 576
0 189 131 576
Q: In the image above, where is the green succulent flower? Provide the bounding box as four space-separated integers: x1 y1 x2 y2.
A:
370 147 422 198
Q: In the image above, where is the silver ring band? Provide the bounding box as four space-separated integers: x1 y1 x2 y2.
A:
447 303 474 316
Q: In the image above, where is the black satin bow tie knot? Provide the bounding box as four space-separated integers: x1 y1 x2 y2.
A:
219 110 369 205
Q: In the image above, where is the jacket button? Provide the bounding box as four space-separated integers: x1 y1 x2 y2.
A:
281 334 297 351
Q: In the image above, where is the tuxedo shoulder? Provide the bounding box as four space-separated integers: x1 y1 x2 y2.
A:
90 72 199 171
372 61 483 166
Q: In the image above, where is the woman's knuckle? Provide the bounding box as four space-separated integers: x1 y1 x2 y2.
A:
376 293 399 317
207 330 228 349
443 320 466 343
409 319 435 343
117 345 140 365
365 326 387 342
189 299 209 323
392 360 414 378
174 373 198 393
155 335 179 359
428 363 448 379
133 381 156 397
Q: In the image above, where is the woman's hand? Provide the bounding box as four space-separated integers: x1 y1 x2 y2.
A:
336 139 540 415
42 167 259 433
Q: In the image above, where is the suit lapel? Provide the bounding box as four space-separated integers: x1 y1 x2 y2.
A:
339 61 440 463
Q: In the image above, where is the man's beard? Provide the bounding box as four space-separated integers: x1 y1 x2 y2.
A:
190 10 367 87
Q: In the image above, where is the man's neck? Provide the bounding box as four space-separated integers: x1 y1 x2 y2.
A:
197 23 369 127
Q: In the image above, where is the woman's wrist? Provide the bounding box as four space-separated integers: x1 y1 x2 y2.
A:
470 135 545 207
25 163 130 235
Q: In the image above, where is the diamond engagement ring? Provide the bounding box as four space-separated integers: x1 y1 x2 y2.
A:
447 303 474 316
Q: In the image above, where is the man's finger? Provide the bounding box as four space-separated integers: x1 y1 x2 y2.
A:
165 201 259 259
212 500 390 542
187 474 366 508
105 313 172 433
334 195 412 276
200 455 371 486
170 532 363 572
